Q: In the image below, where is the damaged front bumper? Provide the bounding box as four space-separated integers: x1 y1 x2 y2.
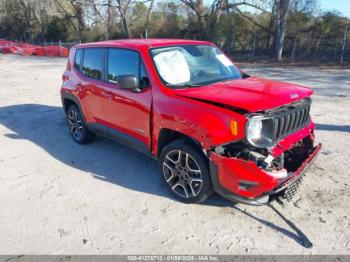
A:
209 140 322 205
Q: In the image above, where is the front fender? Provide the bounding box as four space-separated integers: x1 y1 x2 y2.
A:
152 94 247 155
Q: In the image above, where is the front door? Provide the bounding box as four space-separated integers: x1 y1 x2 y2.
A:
101 48 152 151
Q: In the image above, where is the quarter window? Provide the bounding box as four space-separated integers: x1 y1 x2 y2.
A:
82 48 105 80
74 49 82 70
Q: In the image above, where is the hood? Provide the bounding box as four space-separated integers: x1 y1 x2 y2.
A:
173 76 313 113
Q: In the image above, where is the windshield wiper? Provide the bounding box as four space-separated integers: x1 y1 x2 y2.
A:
165 82 202 88
195 77 238 86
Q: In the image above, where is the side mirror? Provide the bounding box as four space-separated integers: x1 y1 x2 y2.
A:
118 75 139 91
241 71 250 79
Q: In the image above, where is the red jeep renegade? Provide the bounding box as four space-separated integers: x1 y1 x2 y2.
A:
61 39 321 205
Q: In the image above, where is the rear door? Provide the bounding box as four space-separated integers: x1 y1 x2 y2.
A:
77 48 107 130
100 48 152 152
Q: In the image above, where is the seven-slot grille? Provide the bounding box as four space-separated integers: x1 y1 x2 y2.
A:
272 101 311 139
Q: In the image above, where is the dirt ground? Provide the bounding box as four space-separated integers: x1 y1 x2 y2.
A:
0 54 349 255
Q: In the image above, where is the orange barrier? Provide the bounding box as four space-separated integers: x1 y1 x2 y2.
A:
0 40 70 57
43 46 69 57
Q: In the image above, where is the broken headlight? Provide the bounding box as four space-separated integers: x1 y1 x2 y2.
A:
246 117 275 148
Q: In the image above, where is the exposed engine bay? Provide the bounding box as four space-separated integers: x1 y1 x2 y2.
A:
214 136 316 174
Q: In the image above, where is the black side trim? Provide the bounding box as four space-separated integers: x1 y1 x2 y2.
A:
209 161 269 205
86 122 108 135
87 122 154 159
61 93 85 118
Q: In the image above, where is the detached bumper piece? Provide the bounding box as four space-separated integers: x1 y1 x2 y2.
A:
210 142 322 205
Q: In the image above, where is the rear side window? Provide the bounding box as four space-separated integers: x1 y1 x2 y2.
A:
107 49 140 83
74 49 82 70
82 48 105 80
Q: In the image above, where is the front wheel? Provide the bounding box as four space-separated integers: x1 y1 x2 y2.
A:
159 139 213 203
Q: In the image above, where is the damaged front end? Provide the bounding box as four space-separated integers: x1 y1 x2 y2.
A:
209 100 322 205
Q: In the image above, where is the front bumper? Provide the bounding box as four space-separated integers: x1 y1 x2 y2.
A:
209 143 322 205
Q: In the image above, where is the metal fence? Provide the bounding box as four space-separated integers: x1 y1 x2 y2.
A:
221 33 350 64
40 41 80 49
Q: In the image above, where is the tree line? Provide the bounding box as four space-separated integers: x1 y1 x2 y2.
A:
0 0 349 63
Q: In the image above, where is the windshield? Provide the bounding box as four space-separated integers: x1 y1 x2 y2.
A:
150 45 242 88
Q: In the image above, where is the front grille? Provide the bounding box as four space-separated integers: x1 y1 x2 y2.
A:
271 100 311 139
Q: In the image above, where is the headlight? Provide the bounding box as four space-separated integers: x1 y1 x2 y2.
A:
246 117 275 148
247 119 262 140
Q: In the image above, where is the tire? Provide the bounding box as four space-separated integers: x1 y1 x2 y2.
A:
159 139 213 204
66 104 95 144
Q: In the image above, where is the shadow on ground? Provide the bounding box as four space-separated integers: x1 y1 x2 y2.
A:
0 103 313 248
316 124 350 133
0 103 230 206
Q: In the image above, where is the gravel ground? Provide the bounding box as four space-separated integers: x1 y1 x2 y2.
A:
0 54 349 255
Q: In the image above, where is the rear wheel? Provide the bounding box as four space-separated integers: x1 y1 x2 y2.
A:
159 139 213 203
66 105 95 144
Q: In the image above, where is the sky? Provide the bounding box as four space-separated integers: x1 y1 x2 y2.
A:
320 0 350 17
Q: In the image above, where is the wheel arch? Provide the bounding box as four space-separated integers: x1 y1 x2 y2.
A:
61 93 86 121
63 98 76 113
157 128 206 158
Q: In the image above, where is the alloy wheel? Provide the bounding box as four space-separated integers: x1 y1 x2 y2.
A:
162 150 203 199
67 108 83 141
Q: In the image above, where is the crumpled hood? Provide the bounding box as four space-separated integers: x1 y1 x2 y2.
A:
173 76 313 113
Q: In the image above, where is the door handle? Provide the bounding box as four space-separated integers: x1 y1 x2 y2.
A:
75 83 82 88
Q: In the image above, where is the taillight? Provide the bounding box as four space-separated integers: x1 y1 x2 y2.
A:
62 75 69 81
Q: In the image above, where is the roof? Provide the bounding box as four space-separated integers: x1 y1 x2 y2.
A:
76 38 212 49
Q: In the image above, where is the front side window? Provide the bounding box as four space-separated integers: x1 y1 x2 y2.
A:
107 49 140 83
82 48 105 80
150 45 242 88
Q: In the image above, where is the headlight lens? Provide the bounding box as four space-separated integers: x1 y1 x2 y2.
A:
246 118 275 148
247 119 263 140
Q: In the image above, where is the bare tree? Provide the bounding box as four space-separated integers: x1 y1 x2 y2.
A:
275 0 291 61
208 0 224 38
289 0 316 61
340 24 349 64
17 0 32 41
227 1 271 32
144 0 154 38
106 0 113 39
224 0 235 53
70 0 85 38
180 0 206 39
266 1 276 50
54 0 81 40
116 0 132 38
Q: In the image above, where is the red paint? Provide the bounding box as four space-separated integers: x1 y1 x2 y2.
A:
61 39 320 200
211 152 280 198
211 142 321 198
174 76 313 113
